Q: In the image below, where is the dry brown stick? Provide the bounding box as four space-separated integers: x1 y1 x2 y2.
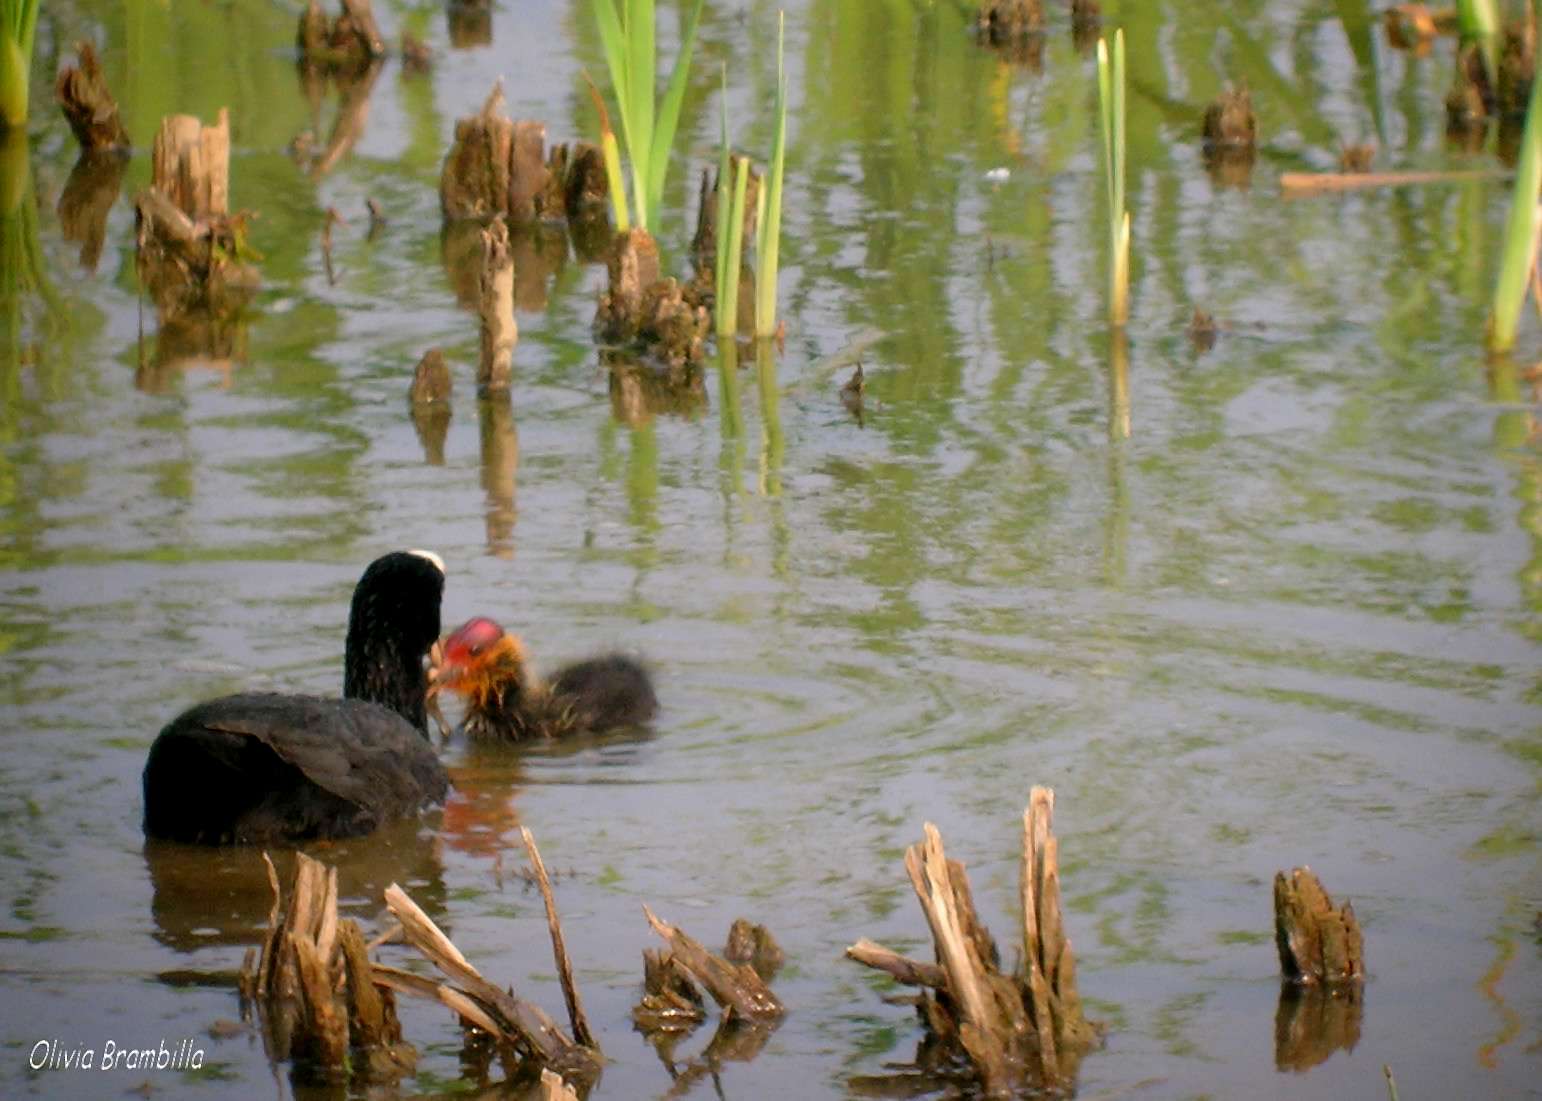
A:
383 882 578 1065
292 933 348 1067
904 824 1011 1097
642 906 784 1021
337 919 387 1048
478 217 515 391
520 827 597 1051
1280 169 1502 194
844 938 948 989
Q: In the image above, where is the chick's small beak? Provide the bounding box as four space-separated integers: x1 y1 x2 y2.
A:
425 639 446 699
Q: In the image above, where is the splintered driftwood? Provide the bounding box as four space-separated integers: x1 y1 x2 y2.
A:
440 83 608 226
134 109 259 319
375 831 600 1091
847 787 1100 1098
1273 867 1364 1071
634 912 784 1093
237 853 414 1082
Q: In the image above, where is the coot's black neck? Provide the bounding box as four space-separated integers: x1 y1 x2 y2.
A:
341 552 444 738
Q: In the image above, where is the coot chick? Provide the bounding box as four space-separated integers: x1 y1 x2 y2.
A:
432 616 657 741
143 550 450 845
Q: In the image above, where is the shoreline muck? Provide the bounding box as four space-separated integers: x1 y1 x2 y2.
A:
27 1037 206 1072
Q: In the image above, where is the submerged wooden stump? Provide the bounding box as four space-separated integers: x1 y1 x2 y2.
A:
1202 85 1257 150
976 0 1044 42
238 853 413 1082
441 84 610 226
1273 867 1364 986
134 109 259 319
597 229 709 364
847 787 1100 1097
55 42 129 152
477 217 516 392
297 0 386 69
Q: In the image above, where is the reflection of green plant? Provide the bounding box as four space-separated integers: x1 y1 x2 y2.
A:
590 0 705 233
0 129 59 362
1097 29 1129 327
0 0 38 131
1489 54 1542 354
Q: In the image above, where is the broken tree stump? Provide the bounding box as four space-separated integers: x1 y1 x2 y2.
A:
478 217 515 392
847 787 1101 1097
237 852 412 1082
976 0 1044 43
596 229 710 364
55 42 130 152
134 109 259 318
297 0 386 69
1273 866 1365 986
440 84 606 226
688 157 760 281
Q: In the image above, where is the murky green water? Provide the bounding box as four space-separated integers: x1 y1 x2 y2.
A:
2 0 1540 1097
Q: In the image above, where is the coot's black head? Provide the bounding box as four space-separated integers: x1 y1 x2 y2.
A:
342 549 445 735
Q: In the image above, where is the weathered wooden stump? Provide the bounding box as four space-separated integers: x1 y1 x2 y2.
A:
55 42 129 152
409 348 453 465
1273 866 1364 986
297 0 385 70
596 229 709 364
134 109 260 319
976 0 1044 42
477 217 516 392
441 85 610 227
1202 85 1257 150
237 853 414 1083
689 158 760 280
847 787 1100 1097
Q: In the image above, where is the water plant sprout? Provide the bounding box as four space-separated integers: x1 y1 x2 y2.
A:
1096 29 1129 327
1455 0 1500 79
0 0 39 130
590 0 705 234
711 14 787 341
753 11 788 340
1488 43 1542 355
713 67 751 338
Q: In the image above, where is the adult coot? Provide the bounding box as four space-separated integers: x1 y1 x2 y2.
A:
431 616 656 741
143 550 450 844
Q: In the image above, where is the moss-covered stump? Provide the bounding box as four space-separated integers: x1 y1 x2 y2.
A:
55 42 129 152
134 109 259 320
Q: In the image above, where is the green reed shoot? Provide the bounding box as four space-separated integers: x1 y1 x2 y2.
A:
1488 45 1542 354
714 69 752 337
1455 0 1500 82
753 11 788 339
591 0 704 233
0 0 39 130
1096 29 1128 326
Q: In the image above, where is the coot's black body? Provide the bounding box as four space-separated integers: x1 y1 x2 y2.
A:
142 551 449 845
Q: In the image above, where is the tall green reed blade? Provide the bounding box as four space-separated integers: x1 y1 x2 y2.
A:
590 0 703 232
1489 45 1542 354
647 0 704 231
1454 0 1500 86
754 11 788 339
1097 29 1128 327
720 158 749 336
0 0 40 130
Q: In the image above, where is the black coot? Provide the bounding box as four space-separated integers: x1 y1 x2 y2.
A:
143 550 450 844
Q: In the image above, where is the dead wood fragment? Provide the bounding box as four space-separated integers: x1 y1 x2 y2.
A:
689 158 760 281
298 0 385 68
847 787 1101 1098
442 84 516 220
642 907 785 1022
55 42 130 152
1337 142 1375 174
238 853 410 1083
1447 43 1495 126
1203 85 1256 150
520 828 598 1052
633 947 707 1031
478 217 516 392
562 143 610 216
135 109 259 320
448 0 493 48
596 230 710 364
410 348 453 405
725 918 784 981
1273 867 1365 986
382 883 601 1086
